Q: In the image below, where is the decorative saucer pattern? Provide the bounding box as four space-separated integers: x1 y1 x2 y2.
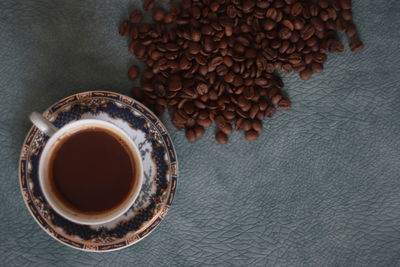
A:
19 91 178 252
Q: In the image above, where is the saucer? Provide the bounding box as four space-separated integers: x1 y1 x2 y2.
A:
19 91 178 252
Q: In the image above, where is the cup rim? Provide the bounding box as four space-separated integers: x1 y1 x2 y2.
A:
38 119 143 225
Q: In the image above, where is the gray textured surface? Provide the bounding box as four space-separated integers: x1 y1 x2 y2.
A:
1 0 400 266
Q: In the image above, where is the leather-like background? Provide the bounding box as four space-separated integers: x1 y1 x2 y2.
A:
1 0 400 266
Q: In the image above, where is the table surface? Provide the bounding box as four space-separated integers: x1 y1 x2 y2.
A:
1 0 400 266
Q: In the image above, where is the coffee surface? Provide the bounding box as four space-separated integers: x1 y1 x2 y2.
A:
50 128 135 214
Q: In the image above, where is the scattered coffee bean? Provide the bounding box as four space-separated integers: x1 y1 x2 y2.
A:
341 10 353 21
142 0 155 11
339 0 352 10
346 23 357 38
245 130 259 141
120 0 364 143
152 8 165 22
216 131 228 144
194 125 205 138
119 21 129 36
252 120 263 132
350 39 365 52
128 65 139 80
130 11 143 23
185 128 196 142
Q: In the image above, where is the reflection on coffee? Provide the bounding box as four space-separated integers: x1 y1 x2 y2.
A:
49 127 137 214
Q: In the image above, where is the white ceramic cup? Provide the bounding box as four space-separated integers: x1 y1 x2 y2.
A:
30 112 143 225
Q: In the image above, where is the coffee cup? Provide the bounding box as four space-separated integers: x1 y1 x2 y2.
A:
30 112 143 225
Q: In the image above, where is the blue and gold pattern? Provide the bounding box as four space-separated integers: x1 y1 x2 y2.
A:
19 91 178 252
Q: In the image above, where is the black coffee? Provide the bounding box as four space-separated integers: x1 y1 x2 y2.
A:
49 127 136 214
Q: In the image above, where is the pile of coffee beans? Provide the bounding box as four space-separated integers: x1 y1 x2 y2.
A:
119 0 364 143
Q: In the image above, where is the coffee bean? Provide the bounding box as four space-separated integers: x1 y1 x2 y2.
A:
311 62 324 73
249 104 259 119
245 130 259 141
198 118 212 127
300 68 313 80
143 0 155 11
196 83 209 95
341 10 352 21
264 103 275 116
194 125 205 138
122 0 363 143
240 119 252 131
271 94 282 105
215 115 226 129
215 131 228 144
128 65 140 80
223 110 236 120
336 17 348 32
350 40 364 52
252 120 263 132
346 23 357 38
220 123 233 135
339 0 352 10
183 102 194 114
318 0 329 9
301 24 315 40
168 79 182 91
130 11 143 23
291 3 303 17
278 99 292 110
279 27 292 40
152 7 165 22
119 21 130 36
185 128 196 142
194 100 206 109
263 20 276 31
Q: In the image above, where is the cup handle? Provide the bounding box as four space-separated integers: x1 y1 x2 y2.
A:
29 112 58 136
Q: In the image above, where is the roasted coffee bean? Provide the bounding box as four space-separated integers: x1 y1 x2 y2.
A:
198 118 212 127
240 119 252 131
119 21 130 36
223 110 236 120
215 131 228 144
194 125 205 138
220 123 233 135
350 40 364 52
128 65 140 80
271 94 282 105
143 0 155 11
311 62 324 73
252 120 263 132
346 23 357 38
266 107 276 118
196 83 209 95
278 99 292 110
168 79 182 91
194 100 206 109
185 128 196 142
215 115 226 130
341 10 352 21
339 0 352 10
121 0 363 143
152 8 165 22
245 130 259 141
130 11 143 23
249 104 259 119
300 68 313 80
